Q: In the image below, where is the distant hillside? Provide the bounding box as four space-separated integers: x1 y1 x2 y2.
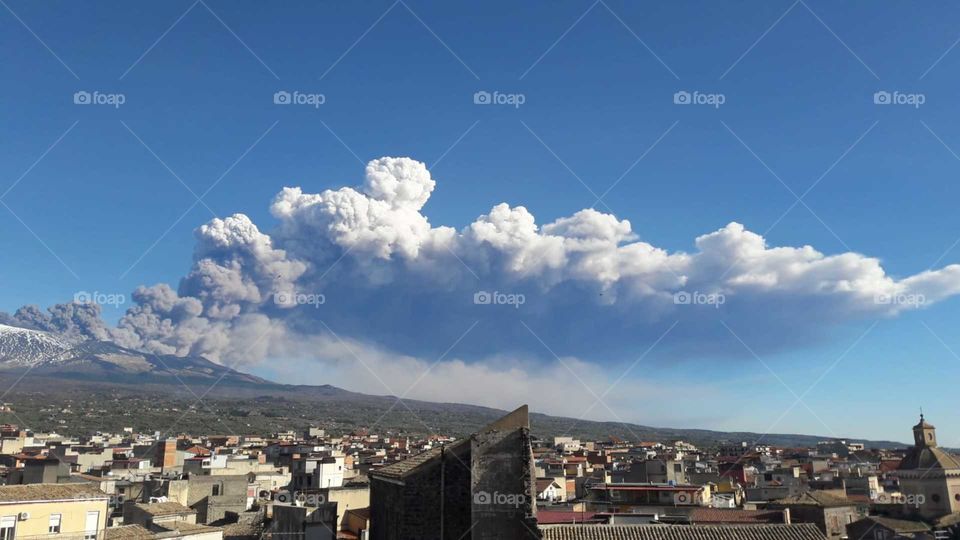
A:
0 376 906 449
0 324 906 448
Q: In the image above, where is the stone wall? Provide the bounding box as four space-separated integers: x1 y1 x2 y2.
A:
187 474 248 524
472 426 538 539
369 441 472 540
369 405 539 539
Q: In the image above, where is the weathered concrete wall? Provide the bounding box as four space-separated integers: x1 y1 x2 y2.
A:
187 474 248 524
270 503 337 540
369 442 472 540
369 405 540 540
471 426 538 540
326 485 370 529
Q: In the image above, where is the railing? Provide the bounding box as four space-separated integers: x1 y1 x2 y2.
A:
12 532 105 540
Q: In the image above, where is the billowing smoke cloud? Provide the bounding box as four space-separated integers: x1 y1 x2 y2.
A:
0 302 109 342
5 156 960 368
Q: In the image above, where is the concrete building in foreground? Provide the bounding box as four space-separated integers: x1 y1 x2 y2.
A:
368 405 538 540
0 484 109 540
268 502 338 540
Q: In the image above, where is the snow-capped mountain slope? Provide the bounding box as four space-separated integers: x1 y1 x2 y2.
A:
0 324 71 365
0 323 266 384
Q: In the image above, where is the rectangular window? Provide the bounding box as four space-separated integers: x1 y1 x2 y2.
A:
0 516 15 540
49 515 61 534
212 484 221 496
84 511 99 540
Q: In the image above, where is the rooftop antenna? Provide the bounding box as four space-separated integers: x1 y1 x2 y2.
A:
920 406 924 421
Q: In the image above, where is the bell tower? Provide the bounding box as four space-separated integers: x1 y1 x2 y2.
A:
913 413 937 448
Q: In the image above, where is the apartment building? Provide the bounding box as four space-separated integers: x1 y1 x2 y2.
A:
0 484 109 540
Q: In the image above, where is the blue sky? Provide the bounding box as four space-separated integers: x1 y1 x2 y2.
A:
3 0 960 443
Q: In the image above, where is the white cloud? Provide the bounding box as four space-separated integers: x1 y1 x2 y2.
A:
265 332 708 424
10 156 960 374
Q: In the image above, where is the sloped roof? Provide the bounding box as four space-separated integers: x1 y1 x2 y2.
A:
104 525 155 540
133 501 194 516
540 524 825 540
153 522 223 536
0 483 108 502
770 490 855 508
370 404 529 480
345 506 370 520
369 438 470 480
688 508 785 524
856 516 931 533
537 478 561 492
222 522 259 540
933 511 960 527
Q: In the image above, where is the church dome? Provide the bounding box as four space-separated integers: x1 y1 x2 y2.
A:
898 414 960 470
898 446 960 471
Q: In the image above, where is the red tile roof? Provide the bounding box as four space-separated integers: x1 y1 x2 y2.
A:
880 459 902 473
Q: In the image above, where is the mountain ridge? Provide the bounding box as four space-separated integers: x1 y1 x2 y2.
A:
0 324 906 448
0 323 265 384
